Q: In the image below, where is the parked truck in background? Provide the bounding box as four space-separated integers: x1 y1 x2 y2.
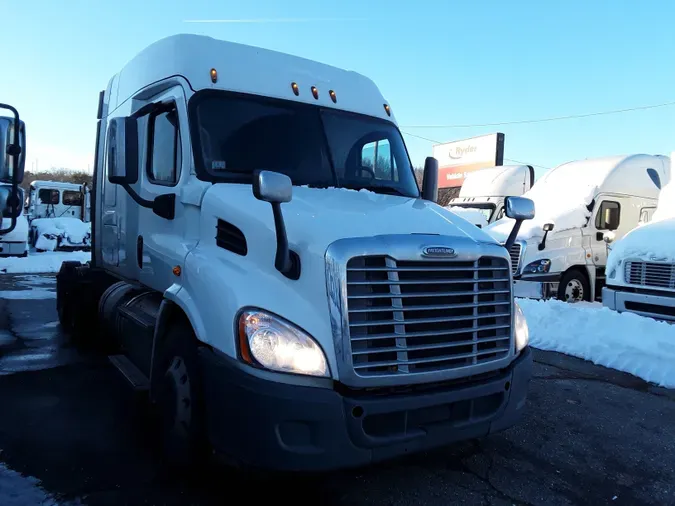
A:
0 105 27 248
603 160 675 321
26 180 91 222
56 34 534 472
448 165 535 226
486 154 669 303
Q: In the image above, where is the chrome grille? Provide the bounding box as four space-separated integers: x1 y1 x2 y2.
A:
508 243 521 274
625 261 675 289
345 256 512 377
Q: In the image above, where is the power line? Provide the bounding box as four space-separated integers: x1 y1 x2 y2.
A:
401 100 675 129
400 131 549 170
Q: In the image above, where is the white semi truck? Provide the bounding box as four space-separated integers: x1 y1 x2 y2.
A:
26 180 91 222
603 168 675 321
448 165 535 225
0 104 27 251
486 154 669 303
56 34 534 471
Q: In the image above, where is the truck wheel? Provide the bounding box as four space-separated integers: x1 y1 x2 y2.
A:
557 270 590 303
154 322 209 469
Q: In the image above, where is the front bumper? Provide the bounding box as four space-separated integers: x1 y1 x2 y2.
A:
199 346 533 472
513 275 560 300
603 286 675 321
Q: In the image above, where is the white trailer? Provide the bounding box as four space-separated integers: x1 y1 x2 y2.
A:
486 154 669 303
27 180 90 221
448 165 535 224
55 34 534 472
603 160 675 321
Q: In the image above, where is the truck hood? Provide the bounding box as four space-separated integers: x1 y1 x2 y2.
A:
607 218 675 277
203 184 497 251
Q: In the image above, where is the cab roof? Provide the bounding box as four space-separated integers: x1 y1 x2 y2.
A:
106 34 395 124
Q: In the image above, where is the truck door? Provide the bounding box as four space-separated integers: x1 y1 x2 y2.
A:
135 85 190 291
589 196 624 267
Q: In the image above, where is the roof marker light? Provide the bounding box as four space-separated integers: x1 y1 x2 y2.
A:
384 103 391 116
311 86 319 99
329 90 337 103
291 82 299 96
210 68 218 83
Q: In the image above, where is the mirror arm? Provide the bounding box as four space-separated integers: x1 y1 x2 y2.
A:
538 230 550 251
121 183 175 220
272 202 292 274
504 219 524 251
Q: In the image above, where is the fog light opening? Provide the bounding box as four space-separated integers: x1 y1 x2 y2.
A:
505 381 511 391
352 406 364 418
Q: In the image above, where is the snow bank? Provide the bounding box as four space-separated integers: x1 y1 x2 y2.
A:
0 251 90 274
520 297 675 388
0 462 61 506
32 218 91 251
445 206 489 227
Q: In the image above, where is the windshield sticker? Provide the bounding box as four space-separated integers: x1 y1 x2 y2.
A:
212 160 226 170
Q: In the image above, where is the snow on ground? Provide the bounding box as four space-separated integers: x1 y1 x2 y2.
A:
0 462 65 506
445 206 489 227
520 297 675 388
0 250 90 274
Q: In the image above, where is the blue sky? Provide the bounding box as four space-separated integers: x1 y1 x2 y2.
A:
2 0 674 177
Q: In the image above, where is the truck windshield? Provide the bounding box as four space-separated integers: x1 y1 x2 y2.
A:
189 91 419 198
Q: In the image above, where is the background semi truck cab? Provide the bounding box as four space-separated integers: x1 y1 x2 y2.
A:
603 167 675 320
448 165 535 225
56 34 534 472
486 154 669 303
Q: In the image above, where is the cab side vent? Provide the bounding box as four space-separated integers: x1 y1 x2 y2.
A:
216 219 247 256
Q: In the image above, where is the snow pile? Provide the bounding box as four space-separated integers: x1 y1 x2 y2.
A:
486 158 619 242
0 462 61 506
32 218 91 251
606 178 675 275
519 297 675 388
445 206 489 227
0 251 90 274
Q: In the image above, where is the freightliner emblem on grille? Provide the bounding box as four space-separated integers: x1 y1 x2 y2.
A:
422 246 457 258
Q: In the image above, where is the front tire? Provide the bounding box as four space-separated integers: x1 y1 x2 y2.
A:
154 322 209 469
557 269 590 303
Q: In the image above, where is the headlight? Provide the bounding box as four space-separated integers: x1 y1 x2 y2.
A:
523 259 551 274
238 310 329 377
514 301 529 353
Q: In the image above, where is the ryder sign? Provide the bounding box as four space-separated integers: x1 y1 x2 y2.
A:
433 133 505 188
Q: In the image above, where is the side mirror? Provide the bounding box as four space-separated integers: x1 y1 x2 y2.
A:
543 223 554 232
421 157 439 203
252 170 299 279
106 117 139 185
252 170 292 204
538 223 554 251
0 115 26 185
505 196 535 221
504 197 535 251
0 186 10 217
603 231 615 244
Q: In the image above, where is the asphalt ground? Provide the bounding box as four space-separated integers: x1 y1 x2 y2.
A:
0 273 674 506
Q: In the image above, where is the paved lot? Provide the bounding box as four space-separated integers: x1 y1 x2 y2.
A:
1 273 674 505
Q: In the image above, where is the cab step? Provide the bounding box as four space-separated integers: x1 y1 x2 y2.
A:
108 354 150 391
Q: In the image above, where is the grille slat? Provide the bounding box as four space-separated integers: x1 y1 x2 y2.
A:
348 300 511 313
625 261 675 289
351 335 511 355
353 346 512 370
346 255 512 377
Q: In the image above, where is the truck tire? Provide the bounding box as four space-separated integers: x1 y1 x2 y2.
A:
153 321 209 470
557 269 590 303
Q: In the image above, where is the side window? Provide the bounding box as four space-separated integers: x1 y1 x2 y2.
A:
147 106 181 186
361 139 398 182
38 189 59 204
595 201 620 230
639 207 655 225
63 190 83 206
